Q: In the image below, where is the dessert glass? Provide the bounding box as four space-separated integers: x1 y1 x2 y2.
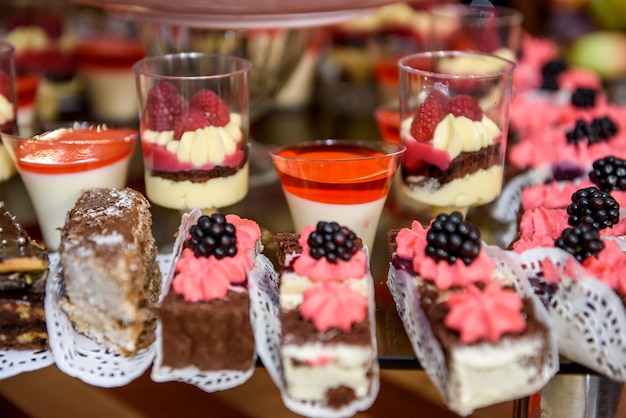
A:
427 4 523 60
133 53 252 213
1 122 138 250
269 139 405 250
0 42 17 182
398 50 515 218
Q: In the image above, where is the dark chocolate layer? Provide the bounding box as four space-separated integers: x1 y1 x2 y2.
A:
151 152 248 183
401 143 502 187
154 288 255 371
0 291 47 350
281 308 372 347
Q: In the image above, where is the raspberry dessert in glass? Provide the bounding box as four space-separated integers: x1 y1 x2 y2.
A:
1 123 138 250
398 51 515 218
133 53 251 212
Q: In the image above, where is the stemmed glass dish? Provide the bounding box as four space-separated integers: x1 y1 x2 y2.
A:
269 139 405 250
133 53 252 213
0 42 17 182
398 50 515 218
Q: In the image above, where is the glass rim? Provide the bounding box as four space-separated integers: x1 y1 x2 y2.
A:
2 122 138 145
429 4 524 27
398 50 516 79
269 139 406 162
132 52 253 80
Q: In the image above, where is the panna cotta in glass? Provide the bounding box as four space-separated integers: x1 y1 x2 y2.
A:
1 123 137 250
269 139 405 250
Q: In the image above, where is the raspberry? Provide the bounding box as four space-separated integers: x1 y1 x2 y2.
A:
173 108 211 140
409 98 446 142
446 94 483 121
190 89 230 127
144 82 187 132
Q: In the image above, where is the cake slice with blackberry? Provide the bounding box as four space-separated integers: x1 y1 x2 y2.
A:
58 187 162 356
275 221 379 413
152 210 262 383
388 212 556 416
0 202 49 350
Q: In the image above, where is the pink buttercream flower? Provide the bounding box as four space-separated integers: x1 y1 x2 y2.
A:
172 248 231 302
445 282 526 344
300 282 367 332
582 239 626 294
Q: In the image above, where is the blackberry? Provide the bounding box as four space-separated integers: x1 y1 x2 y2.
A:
566 186 620 230
589 156 626 192
540 59 566 91
307 221 358 263
554 224 605 262
549 161 585 182
570 87 596 108
565 116 617 146
188 213 237 259
425 211 481 265
590 116 618 140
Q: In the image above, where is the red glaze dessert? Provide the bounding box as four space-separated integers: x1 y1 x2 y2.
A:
388 213 555 416
153 212 261 374
139 81 248 210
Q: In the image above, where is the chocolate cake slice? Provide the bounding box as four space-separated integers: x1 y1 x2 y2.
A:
0 202 49 350
275 224 378 410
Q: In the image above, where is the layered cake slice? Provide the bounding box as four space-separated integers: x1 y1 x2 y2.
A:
388 213 556 416
152 211 262 376
275 221 378 411
58 187 162 356
0 202 49 350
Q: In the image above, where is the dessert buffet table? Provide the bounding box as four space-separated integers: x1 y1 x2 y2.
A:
0 101 624 417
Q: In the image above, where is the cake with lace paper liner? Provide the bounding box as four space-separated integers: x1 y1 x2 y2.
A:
48 188 165 387
492 156 626 248
150 208 262 391
508 234 626 381
386 213 558 417
251 221 379 417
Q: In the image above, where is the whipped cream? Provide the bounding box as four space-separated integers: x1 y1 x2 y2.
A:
439 49 515 75
143 113 243 168
432 114 501 160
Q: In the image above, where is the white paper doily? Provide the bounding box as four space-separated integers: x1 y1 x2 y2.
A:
509 246 626 381
0 253 60 380
45 253 173 387
151 208 257 391
387 245 559 415
249 253 380 418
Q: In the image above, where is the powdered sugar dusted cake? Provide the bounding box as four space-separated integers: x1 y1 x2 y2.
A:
275 221 378 411
388 213 556 416
58 187 162 356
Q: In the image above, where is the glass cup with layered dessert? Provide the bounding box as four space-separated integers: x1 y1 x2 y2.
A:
0 42 18 182
0 122 138 250
398 50 515 218
133 53 251 213
269 139 405 250
427 4 523 61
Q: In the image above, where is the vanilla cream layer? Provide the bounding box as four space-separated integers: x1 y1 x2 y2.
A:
281 342 374 402
283 191 385 251
402 165 503 208
19 157 131 250
448 335 549 416
144 161 249 210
